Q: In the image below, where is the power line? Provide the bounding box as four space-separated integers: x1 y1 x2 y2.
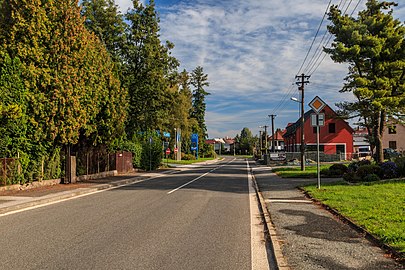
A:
296 0 333 76
306 0 363 76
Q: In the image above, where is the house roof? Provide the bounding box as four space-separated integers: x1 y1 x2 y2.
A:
269 129 285 140
223 139 235 144
283 104 354 137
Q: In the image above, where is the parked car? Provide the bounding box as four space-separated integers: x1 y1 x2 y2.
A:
383 148 401 159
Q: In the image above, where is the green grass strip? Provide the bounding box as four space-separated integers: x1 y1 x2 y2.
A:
162 157 215 165
304 180 405 253
272 165 331 178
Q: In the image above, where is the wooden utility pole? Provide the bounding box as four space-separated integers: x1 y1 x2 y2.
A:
269 114 276 152
295 74 310 171
260 125 269 156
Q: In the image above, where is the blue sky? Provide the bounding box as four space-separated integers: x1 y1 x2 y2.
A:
116 0 405 138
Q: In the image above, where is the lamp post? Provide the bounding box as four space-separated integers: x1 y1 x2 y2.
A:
291 96 305 171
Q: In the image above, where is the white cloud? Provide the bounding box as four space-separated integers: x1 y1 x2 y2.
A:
115 0 405 138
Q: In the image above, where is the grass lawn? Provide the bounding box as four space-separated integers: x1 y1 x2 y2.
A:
162 157 215 165
304 180 405 254
272 165 331 178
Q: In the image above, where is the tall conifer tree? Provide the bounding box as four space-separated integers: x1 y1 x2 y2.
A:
325 0 405 162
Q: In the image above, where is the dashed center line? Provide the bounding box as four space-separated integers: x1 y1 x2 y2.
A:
167 158 235 194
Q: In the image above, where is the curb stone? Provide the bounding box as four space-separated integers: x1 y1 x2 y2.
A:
250 164 290 270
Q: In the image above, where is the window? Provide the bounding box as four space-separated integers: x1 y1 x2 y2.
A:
388 126 397 134
336 145 345 154
329 123 336 133
389 141 397 149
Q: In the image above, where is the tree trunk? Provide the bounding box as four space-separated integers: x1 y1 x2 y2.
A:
375 111 385 163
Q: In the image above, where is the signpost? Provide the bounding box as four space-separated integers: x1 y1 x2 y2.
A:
165 148 170 166
309 96 326 189
191 133 199 159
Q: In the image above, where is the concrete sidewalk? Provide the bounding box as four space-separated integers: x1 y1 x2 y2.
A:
252 165 404 270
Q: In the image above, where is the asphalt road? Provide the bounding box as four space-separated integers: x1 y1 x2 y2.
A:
0 157 268 270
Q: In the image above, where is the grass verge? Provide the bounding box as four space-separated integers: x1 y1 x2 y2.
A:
304 180 405 254
162 157 215 165
272 165 331 178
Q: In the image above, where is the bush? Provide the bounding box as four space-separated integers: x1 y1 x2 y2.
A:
358 159 372 166
356 164 382 180
343 172 361 183
327 163 348 176
394 156 405 177
140 136 162 171
320 168 330 176
363 173 380 182
182 153 196 160
347 162 359 173
380 161 399 179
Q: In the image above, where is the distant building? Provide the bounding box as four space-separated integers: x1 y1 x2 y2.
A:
283 101 354 160
268 129 286 151
223 137 235 153
205 138 236 154
383 121 405 152
353 127 371 159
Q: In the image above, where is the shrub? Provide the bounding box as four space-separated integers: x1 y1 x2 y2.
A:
321 168 330 176
380 161 399 179
182 154 196 160
358 159 372 167
140 138 162 171
347 162 359 173
343 172 361 183
363 173 380 182
328 163 348 176
356 164 382 180
394 156 405 177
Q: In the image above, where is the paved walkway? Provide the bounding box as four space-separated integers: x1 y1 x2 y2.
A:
252 165 404 270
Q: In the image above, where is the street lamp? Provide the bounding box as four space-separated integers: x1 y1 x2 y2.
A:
291 96 305 171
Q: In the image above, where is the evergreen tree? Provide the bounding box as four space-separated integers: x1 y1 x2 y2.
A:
325 0 405 162
80 0 126 64
123 0 179 135
191 66 210 139
0 0 126 180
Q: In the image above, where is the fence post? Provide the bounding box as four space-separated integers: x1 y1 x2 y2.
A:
41 157 44 181
4 158 7 185
86 152 89 176
97 152 100 174
107 153 109 172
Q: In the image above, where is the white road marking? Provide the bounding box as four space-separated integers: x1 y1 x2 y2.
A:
0 173 171 218
167 158 236 194
247 161 270 270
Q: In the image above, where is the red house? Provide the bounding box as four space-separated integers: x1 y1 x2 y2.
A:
283 101 354 160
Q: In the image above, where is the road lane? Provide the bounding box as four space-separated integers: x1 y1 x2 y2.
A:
0 157 267 269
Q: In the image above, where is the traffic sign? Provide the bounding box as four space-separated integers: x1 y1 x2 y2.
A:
174 148 178 153
166 148 171 155
311 113 325 127
309 96 326 114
